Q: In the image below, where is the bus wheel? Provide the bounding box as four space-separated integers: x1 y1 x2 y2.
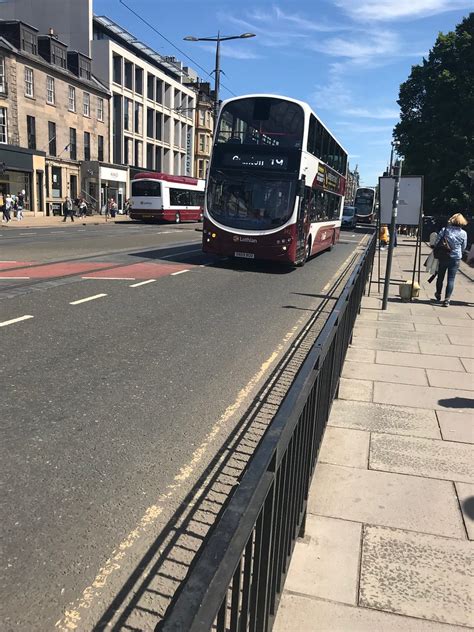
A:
298 238 311 267
175 212 181 224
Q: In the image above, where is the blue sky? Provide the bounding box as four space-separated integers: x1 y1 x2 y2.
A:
94 0 471 186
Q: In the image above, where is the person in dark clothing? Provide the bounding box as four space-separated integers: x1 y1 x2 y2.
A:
433 213 468 307
62 197 74 222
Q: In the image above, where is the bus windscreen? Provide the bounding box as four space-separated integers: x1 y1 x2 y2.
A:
216 97 304 149
207 172 296 230
131 180 161 197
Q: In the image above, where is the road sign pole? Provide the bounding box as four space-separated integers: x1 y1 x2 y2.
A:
382 159 403 310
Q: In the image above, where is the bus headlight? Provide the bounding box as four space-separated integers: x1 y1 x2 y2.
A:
211 233 216 238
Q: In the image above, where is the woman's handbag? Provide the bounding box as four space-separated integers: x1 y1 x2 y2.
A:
433 228 452 260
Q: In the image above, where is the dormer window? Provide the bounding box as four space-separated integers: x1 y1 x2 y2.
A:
79 57 91 81
52 44 67 69
21 28 37 55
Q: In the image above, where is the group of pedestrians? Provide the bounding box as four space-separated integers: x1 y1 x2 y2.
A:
1 191 25 223
62 197 89 222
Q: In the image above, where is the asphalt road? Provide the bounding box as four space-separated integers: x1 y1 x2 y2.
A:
0 221 367 630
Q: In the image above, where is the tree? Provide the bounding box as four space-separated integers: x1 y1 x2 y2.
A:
394 13 474 214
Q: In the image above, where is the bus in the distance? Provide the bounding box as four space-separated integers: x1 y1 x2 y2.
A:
354 186 376 223
130 172 205 223
203 94 348 265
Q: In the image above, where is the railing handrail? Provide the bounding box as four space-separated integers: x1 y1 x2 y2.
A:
160 234 376 631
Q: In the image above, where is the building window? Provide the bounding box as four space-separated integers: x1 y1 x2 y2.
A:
24 67 34 97
124 60 133 90
134 103 143 135
147 107 154 138
155 112 162 140
0 57 6 94
26 115 36 149
0 107 7 143
124 97 132 131
46 76 55 104
48 121 56 156
146 143 154 170
134 140 142 167
198 110 205 126
198 159 206 179
83 92 90 117
21 29 37 55
79 58 91 80
97 97 104 121
98 135 104 162
135 67 143 95
52 44 67 69
124 137 132 165
147 73 155 100
69 128 77 160
84 131 91 161
68 86 76 112
198 133 205 152
113 54 122 84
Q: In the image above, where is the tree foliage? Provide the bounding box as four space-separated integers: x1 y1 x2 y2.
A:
394 13 474 214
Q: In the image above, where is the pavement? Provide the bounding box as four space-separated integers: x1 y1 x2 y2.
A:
2 211 131 228
275 239 474 631
0 224 368 630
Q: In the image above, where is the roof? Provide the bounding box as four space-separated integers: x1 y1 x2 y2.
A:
94 15 195 83
133 172 201 186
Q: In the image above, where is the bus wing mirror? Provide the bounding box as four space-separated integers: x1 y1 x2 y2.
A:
297 178 305 197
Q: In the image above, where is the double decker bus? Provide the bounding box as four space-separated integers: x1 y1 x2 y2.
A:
203 94 348 265
130 172 205 223
354 187 376 223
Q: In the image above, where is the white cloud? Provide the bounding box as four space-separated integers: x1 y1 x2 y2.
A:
333 0 472 22
335 122 395 132
345 107 399 119
307 29 400 62
198 43 262 60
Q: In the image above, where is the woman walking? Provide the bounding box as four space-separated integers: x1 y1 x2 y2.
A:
433 213 468 307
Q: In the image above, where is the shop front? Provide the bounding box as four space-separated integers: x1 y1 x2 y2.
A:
0 145 46 214
81 162 128 213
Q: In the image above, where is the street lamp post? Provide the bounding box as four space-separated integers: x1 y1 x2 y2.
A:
183 31 256 122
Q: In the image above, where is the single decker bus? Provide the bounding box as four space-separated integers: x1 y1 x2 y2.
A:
130 172 205 223
354 186 376 224
203 94 348 265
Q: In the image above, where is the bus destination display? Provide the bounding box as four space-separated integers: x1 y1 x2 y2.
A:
222 153 289 170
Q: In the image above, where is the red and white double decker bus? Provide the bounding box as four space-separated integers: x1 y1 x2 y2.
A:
130 172 205 223
203 94 348 265
354 186 376 224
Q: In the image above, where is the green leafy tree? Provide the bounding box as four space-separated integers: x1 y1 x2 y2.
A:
394 13 474 214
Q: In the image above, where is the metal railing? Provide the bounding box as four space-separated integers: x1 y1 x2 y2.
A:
160 234 376 632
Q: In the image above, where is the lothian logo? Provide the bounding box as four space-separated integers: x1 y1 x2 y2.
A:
233 235 239 242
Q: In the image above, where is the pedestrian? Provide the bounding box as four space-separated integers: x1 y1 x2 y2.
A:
2 193 12 223
379 224 389 250
110 198 117 218
432 213 468 307
62 196 74 222
124 198 131 215
79 198 87 219
16 191 24 221
424 225 441 283
105 198 112 221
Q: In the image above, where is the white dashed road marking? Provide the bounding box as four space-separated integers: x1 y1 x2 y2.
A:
70 293 107 305
0 315 34 327
82 277 135 280
0 276 30 279
171 269 190 276
130 279 157 287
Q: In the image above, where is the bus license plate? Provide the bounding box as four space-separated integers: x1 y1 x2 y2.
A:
235 252 255 259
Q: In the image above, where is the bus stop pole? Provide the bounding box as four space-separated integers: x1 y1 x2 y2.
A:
382 159 403 310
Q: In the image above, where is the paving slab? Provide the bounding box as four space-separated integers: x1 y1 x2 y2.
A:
437 411 474 444
284 515 361 605
427 369 474 391
448 333 474 346
376 350 465 371
455 482 474 540
274 593 468 632
414 323 474 335
345 347 376 364
342 361 428 386
373 382 474 413
439 317 474 327
355 321 416 332
338 377 373 402
351 338 420 352
461 358 474 372
418 343 474 359
375 330 450 343
318 426 370 469
434 309 474 320
378 314 442 325
357 310 378 321
369 433 474 483
328 400 441 439
309 463 465 538
359 525 474 627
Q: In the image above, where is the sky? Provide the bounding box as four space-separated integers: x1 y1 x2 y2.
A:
94 0 472 186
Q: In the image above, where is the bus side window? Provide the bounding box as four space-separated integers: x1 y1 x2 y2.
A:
170 189 190 206
308 116 316 156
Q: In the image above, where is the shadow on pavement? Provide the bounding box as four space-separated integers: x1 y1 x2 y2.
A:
462 496 474 519
438 397 474 409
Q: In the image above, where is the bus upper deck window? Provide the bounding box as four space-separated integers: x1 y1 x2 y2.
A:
253 99 272 120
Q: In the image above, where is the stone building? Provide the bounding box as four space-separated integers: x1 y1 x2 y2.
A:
184 81 214 180
0 19 110 214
